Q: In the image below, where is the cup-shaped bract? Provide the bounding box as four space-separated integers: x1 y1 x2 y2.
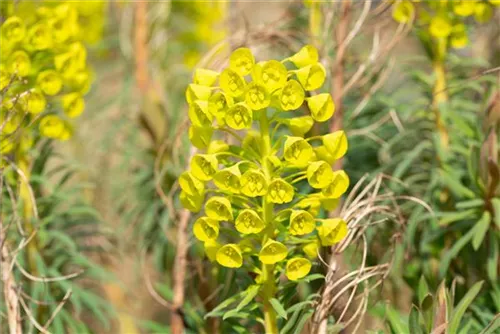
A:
286 45 318 68
229 47 255 76
322 131 348 160
189 125 213 149
191 154 218 181
226 102 253 130
307 161 334 189
240 169 268 197
267 178 294 204
285 257 312 281
193 217 219 242
220 68 246 97
279 80 305 110
295 63 326 91
245 82 270 110
289 210 315 235
216 244 243 268
179 171 205 197
235 209 265 234
322 170 350 199
317 218 348 246
307 93 335 122
259 240 288 264
206 196 233 221
194 68 219 86
287 116 314 137
284 136 314 167
213 165 241 194
188 100 213 128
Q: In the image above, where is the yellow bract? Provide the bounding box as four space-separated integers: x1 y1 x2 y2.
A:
235 209 265 234
39 115 71 140
287 116 314 137
180 191 204 213
317 218 348 246
392 0 414 23
209 92 232 126
259 240 288 264
279 80 305 111
189 125 213 149
193 217 219 242
474 2 493 23
453 0 477 16
260 60 288 91
229 47 255 76
307 161 334 189
295 63 326 91
289 210 315 235
188 100 213 127
213 165 241 193
62 93 85 118
303 240 320 259
245 82 270 110
204 240 221 262
284 136 314 167
240 169 268 197
20 89 46 114
193 68 219 86
37 70 63 96
429 17 452 38
295 196 321 217
216 244 243 268
190 154 218 181
267 179 294 204
322 131 348 160
285 258 312 281
450 24 468 49
220 68 246 97
206 196 233 221
186 84 212 104
322 170 350 199
179 171 205 196
8 51 31 77
286 45 318 68
28 22 52 50
307 93 335 122
1 16 26 43
226 102 252 130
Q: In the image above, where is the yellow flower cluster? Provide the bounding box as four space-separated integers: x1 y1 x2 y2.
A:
0 1 105 155
180 45 349 282
392 0 499 50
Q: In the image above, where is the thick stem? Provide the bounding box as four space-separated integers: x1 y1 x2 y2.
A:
18 157 37 275
432 61 449 149
259 111 278 334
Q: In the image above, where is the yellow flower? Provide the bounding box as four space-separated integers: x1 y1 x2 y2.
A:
245 82 270 110
225 102 252 130
186 84 212 104
429 17 452 38
295 63 326 91
279 80 305 111
284 136 314 167
1 110 23 134
285 45 319 68
322 170 350 199
188 100 213 128
307 93 335 122
295 196 321 217
259 240 288 264
235 209 266 234
213 164 241 193
189 125 213 149
39 115 71 140
204 240 220 262
474 2 493 23
27 22 53 50
307 161 334 189
62 93 85 118
285 258 312 281
0 139 14 154
209 92 232 126
240 169 268 197
216 244 243 268
207 140 229 154
229 47 255 76
450 24 468 49
193 68 219 86
20 89 46 114
258 60 288 91
453 0 477 16
322 197 340 211
0 65 10 90
193 217 219 242
8 51 31 77
206 196 233 221
302 240 320 259
490 0 500 6
267 179 294 204
287 116 314 137
322 131 348 160
190 154 218 181
180 190 204 212
392 0 414 24
289 210 315 235
1 16 26 43
317 218 348 246
179 171 205 196
220 68 246 97
37 70 63 96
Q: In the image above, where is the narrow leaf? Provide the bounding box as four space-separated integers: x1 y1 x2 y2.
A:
235 285 260 312
409 305 423 334
472 212 491 251
269 298 287 319
448 281 484 334
439 227 476 278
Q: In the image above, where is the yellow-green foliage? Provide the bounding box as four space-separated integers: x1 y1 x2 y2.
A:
180 45 349 283
0 1 105 155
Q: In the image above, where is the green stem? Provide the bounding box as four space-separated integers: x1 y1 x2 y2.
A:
432 60 449 149
259 111 279 334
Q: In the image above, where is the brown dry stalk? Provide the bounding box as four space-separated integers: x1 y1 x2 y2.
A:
135 1 149 94
1 227 22 334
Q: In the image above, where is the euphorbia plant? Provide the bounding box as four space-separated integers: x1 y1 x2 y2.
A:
179 45 350 332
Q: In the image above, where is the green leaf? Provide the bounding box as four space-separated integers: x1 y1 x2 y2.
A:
439 227 476 278
479 314 500 334
222 309 250 320
302 273 324 283
492 199 500 229
409 305 423 334
472 212 491 251
418 276 429 306
386 305 408 334
269 298 287 319
438 209 477 226
292 309 313 334
448 281 484 334
235 284 260 312
487 235 499 283
205 291 244 318
455 199 484 210
440 170 476 199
